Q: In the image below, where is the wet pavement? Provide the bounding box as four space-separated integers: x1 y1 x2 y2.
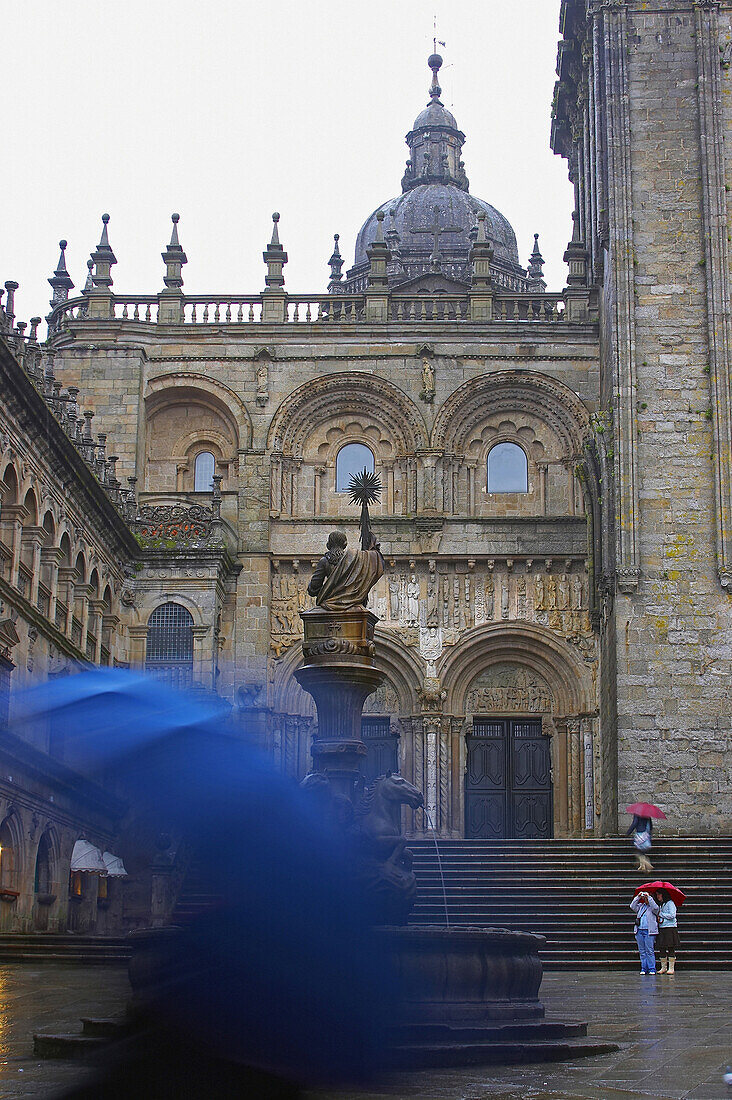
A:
0 963 129 1097
319 971 732 1100
0 965 730 1099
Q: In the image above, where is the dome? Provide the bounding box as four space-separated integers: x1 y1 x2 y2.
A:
354 184 521 273
341 53 528 292
411 100 459 132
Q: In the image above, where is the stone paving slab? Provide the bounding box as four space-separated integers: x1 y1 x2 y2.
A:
0 965 730 1099
315 972 732 1100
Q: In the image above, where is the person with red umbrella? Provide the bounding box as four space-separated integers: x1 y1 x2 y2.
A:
625 802 667 872
635 881 686 975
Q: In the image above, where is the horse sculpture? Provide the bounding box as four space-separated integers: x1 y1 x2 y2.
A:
353 772 424 926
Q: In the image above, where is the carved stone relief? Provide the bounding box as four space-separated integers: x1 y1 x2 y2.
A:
466 663 554 714
363 681 399 714
270 563 310 658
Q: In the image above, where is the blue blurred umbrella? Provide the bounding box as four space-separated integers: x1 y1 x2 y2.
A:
13 670 391 1093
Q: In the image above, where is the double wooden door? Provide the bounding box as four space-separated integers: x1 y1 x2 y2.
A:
465 719 552 839
361 717 399 782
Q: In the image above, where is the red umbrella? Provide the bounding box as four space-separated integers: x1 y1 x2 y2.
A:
635 881 686 907
626 802 667 819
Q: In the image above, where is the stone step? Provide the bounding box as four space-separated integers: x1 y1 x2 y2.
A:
391 1036 620 1069
395 1019 589 1042
0 950 130 964
80 1017 127 1038
34 1033 108 1060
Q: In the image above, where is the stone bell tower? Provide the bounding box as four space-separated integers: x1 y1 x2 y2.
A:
553 0 732 832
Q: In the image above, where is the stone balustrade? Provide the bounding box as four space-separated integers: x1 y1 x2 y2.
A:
46 287 583 333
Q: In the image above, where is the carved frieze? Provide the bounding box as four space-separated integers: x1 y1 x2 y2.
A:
466 663 554 714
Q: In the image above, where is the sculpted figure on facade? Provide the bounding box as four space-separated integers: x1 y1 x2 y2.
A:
388 574 400 620
485 574 495 619
406 572 420 625
534 573 545 611
558 573 570 610
546 574 557 611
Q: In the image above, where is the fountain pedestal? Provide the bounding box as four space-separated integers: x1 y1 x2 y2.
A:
295 607 383 800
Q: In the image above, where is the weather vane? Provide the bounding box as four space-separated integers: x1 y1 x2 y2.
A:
347 468 382 550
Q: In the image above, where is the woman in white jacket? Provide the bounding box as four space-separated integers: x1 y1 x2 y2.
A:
630 890 659 975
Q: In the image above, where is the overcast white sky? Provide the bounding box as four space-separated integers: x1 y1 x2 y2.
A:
4 1 570 325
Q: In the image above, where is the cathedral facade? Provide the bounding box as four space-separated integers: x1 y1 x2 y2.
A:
1 1 731 940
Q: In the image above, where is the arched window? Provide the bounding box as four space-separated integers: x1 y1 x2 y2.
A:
486 442 528 493
194 451 215 492
146 602 194 688
335 443 375 492
0 818 16 891
34 832 53 895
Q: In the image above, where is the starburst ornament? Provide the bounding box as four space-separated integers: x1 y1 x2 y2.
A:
347 468 382 550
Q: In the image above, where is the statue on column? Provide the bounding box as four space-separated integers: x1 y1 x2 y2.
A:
307 469 384 611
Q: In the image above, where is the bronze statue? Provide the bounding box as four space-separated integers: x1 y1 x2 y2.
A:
307 468 384 612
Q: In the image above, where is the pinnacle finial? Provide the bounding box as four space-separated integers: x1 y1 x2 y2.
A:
328 233 344 287
89 213 116 294
476 211 487 244
83 258 94 294
98 213 111 249
56 241 69 274
161 212 187 294
48 238 74 307
270 212 281 247
571 210 582 243
427 51 443 102
527 232 546 289
374 209 385 243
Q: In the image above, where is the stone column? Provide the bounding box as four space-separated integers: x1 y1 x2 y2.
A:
385 463 395 514
566 718 582 835
295 608 383 801
2 504 28 587
128 625 148 669
101 613 120 665
21 526 46 606
57 566 77 636
89 599 107 663
269 452 283 517
41 545 64 622
75 583 92 655
191 625 211 688
313 466 325 515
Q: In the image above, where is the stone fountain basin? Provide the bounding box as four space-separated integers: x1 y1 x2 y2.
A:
376 925 546 1023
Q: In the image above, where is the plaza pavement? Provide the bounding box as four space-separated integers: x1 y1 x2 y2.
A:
0 965 730 1099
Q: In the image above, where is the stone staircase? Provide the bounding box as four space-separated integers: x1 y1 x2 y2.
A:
0 934 130 964
409 837 732 969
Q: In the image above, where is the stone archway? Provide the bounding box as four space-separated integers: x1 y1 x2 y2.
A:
439 623 599 838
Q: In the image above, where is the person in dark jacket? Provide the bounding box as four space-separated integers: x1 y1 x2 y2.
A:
626 813 653 871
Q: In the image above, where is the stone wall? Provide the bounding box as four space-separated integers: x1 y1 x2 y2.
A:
554 0 732 833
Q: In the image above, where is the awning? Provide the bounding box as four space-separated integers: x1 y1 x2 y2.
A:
70 840 107 874
102 851 128 877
